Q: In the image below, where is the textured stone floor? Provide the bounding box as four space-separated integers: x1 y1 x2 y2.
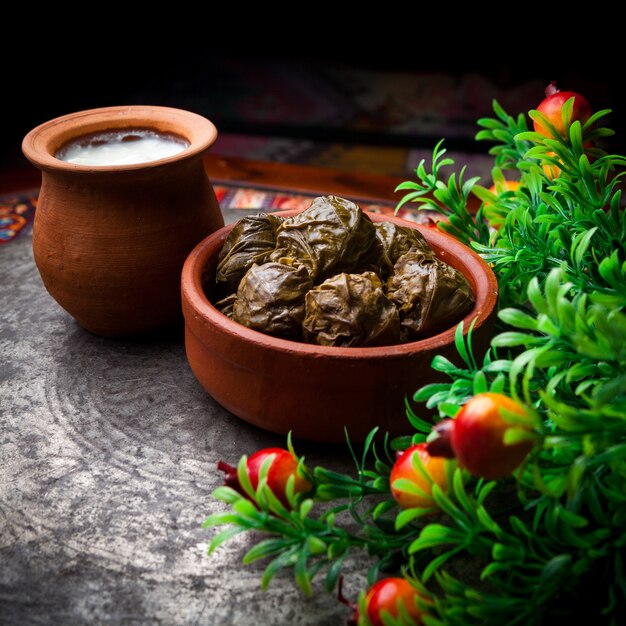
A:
0 215 370 625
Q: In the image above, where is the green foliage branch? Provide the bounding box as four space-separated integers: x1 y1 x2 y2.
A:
204 98 626 624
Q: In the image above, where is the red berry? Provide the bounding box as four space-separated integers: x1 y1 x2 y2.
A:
361 577 425 626
534 82 592 138
450 393 535 480
390 443 450 510
247 447 312 505
218 447 312 508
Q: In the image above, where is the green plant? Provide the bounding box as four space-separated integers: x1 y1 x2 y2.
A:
203 93 626 624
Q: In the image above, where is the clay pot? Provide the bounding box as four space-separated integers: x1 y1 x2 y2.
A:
22 105 224 337
181 211 498 443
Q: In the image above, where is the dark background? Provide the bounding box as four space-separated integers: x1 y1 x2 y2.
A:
4 44 623 171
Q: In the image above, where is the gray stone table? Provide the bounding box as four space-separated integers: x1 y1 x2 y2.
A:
0 211 373 625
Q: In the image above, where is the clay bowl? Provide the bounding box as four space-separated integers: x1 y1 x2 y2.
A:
181 210 498 443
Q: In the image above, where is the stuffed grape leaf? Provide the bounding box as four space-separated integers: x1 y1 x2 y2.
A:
303 271 401 347
212 196 476 346
270 196 376 280
216 213 284 291
214 293 237 319
387 249 474 340
367 220 433 278
233 261 314 340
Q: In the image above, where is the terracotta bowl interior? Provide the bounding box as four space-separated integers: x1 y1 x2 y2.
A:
182 210 498 442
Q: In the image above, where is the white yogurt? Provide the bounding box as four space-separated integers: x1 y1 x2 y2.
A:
57 130 189 166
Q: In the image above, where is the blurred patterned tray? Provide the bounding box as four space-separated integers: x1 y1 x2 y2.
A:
0 183 434 245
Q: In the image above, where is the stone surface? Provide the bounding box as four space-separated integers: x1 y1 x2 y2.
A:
0 213 375 625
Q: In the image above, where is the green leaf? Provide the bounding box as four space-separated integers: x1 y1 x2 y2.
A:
472 185 498 204
413 384 452 402
243 538 291 564
489 373 508 394
392 478 431 499
208 526 246 554
473 371 489 395
422 547 464 582
476 481 497 507
299 498 314 519
203 511 242 528
477 117 504 130
492 99 507 120
439 402 463 418
261 550 296 591
395 507 431 530
539 554 572 585
237 454 255 499
260 481 290 517
560 97 575 134
476 505 503 536
515 131 546 142
295 549 313 596
492 332 543 347
502 426 536 445
527 277 548 314
509 516 533 539
409 523 464 553
498 308 538 330
454 321 471 367
232 498 260 518
482 359 513 374
583 108 612 129
373 499 398 520
451 468 473 515
324 554 347 593
492 542 525 562
557 508 589 529
476 129 497 141
405 397 439 433
569 120 583 155
361 427 380 470
528 109 560 139
481 561 511 580
306 536 327 555
209 486 245 505
394 181 422 192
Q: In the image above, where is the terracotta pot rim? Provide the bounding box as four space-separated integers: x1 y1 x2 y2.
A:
181 210 499 360
22 105 217 174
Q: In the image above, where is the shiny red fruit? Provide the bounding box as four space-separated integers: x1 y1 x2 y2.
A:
247 448 313 507
451 393 535 480
390 443 449 509
361 577 425 626
218 447 312 508
533 82 592 138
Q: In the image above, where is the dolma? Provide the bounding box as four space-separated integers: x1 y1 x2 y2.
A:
216 213 284 291
233 261 314 340
270 196 376 280
214 293 237 319
367 220 433 278
387 250 474 340
303 272 401 347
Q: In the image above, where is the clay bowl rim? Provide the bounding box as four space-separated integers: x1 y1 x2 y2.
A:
182 209 498 361
22 105 217 174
